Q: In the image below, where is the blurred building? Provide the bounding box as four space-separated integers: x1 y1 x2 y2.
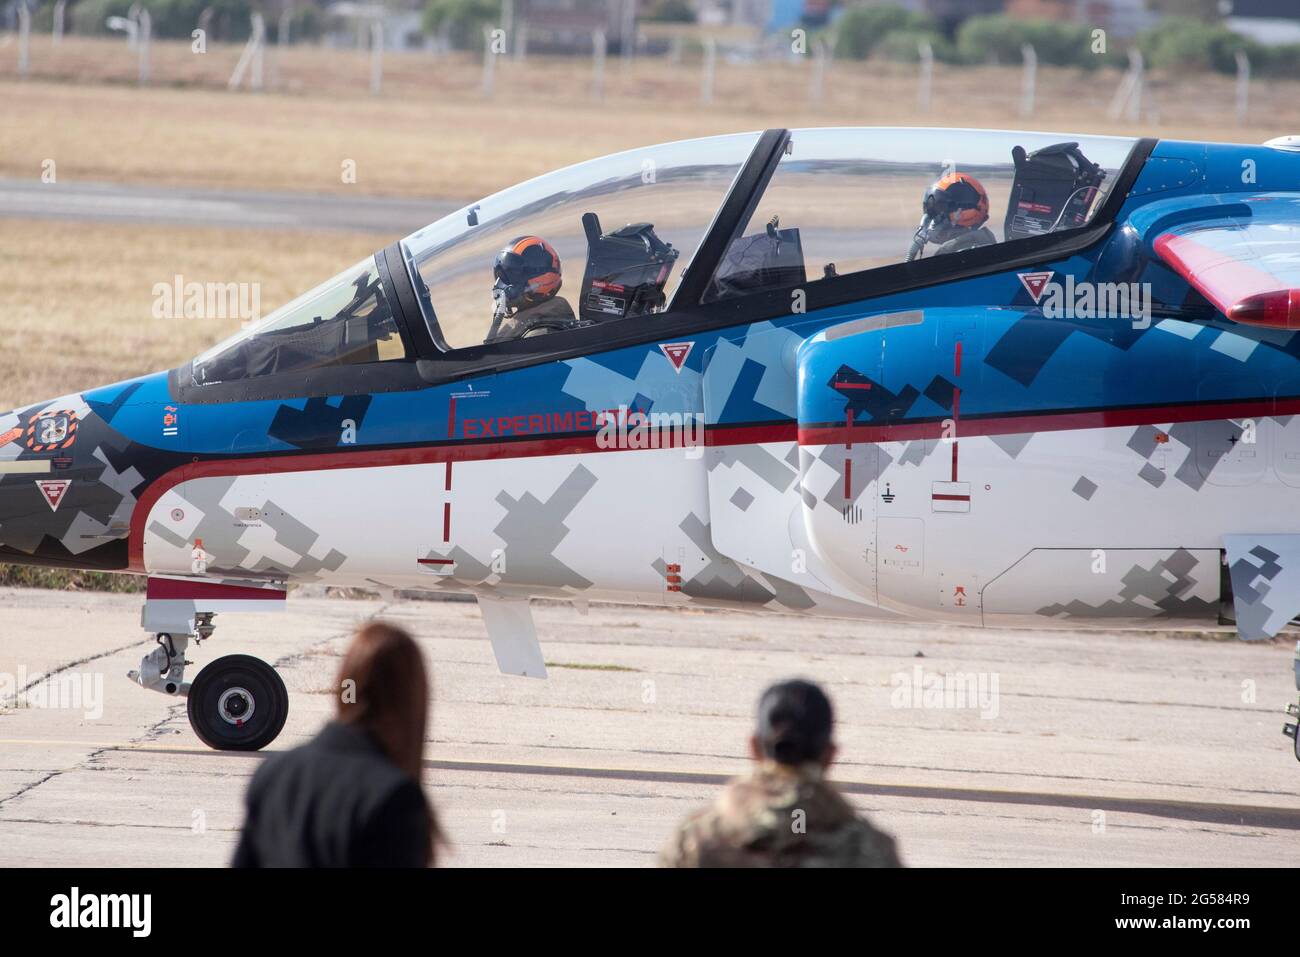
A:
697 0 761 26
325 2 426 49
517 0 640 51
1005 0 1155 37
692 0 1161 36
703 0 1006 32
697 0 829 29
1225 0 1300 45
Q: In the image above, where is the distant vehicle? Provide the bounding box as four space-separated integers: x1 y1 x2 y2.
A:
4 127 1300 758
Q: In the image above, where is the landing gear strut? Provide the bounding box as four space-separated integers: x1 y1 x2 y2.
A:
128 611 288 752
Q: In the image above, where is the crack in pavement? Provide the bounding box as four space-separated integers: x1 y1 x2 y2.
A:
0 768 66 808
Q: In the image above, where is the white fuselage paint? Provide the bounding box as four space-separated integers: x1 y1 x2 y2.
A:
139 407 1289 632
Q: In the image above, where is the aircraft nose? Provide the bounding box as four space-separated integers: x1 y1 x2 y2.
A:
0 403 130 572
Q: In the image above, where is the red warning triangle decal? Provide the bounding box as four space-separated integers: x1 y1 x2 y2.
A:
1018 271 1055 304
659 341 694 374
35 479 71 512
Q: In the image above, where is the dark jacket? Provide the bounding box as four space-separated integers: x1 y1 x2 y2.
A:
232 720 430 868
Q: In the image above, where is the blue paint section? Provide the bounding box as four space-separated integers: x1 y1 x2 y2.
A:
799 298 1300 430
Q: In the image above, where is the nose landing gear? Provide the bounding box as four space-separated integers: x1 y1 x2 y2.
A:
127 611 289 751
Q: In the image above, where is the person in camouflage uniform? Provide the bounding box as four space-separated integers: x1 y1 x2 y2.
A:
660 679 902 868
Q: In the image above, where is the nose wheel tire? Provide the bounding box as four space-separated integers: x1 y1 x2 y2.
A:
186 654 288 751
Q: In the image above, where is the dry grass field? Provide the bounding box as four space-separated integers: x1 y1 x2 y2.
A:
0 219 379 408
2 37 1299 199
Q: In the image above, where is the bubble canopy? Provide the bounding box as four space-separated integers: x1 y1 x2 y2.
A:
187 128 1143 390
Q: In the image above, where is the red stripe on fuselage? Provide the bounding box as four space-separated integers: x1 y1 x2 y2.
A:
127 396 1291 572
131 422 802 570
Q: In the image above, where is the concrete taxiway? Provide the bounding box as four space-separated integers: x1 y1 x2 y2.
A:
0 586 1297 867
0 178 460 234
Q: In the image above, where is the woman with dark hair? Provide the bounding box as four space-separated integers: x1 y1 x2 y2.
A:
233 622 440 867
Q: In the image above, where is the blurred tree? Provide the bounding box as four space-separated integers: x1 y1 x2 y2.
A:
423 0 497 51
1138 15 1264 73
834 2 938 60
642 0 694 23
70 0 255 41
876 26 954 63
1146 0 1223 23
1259 42 1300 77
957 14 1124 69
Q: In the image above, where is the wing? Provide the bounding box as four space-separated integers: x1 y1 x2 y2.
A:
1151 194 1300 328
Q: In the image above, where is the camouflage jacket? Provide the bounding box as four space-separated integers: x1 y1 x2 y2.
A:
659 762 903 868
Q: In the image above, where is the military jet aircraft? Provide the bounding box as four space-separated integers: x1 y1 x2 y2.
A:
4 127 1300 757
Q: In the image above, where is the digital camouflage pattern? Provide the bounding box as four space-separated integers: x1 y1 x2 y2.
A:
659 762 902 868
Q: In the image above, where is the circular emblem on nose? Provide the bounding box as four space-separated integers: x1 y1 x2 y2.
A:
171 508 185 522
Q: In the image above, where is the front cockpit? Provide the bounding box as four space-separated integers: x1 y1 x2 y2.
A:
397 131 759 351
191 259 406 386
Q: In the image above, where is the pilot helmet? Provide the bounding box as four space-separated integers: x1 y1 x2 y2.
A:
493 236 563 311
922 172 990 233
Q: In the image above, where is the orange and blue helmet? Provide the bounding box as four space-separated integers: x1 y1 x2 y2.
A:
922 172 990 230
493 235 562 310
